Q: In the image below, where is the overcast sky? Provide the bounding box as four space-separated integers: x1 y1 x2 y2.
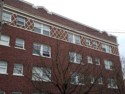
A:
24 0 125 57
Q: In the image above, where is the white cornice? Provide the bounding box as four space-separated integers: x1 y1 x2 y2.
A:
3 4 118 46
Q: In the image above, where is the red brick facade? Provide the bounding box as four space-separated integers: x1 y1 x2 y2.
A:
0 0 122 94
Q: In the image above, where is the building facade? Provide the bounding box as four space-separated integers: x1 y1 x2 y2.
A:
0 0 122 94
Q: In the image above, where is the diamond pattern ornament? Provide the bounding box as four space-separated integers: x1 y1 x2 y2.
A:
25 18 33 31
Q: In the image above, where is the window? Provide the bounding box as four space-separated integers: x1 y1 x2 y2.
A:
95 58 100 65
102 44 112 53
108 78 117 89
32 92 48 94
87 56 93 64
85 38 91 46
15 38 25 49
34 22 50 36
17 16 25 26
33 43 51 57
0 91 5 94
68 33 81 45
69 52 82 64
93 41 98 49
98 77 103 84
104 60 113 70
0 61 7 74
13 64 23 76
12 92 22 94
32 67 51 82
71 72 84 85
2 11 11 22
0 35 10 46
90 75 95 84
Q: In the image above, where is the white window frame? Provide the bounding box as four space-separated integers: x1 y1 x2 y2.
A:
102 44 112 53
32 67 51 82
95 58 100 65
87 56 93 64
13 64 23 76
71 72 84 85
68 33 81 45
108 78 117 89
34 22 50 36
15 38 25 49
0 61 7 74
33 43 51 58
85 38 91 46
0 35 10 46
2 11 11 22
69 52 82 64
104 60 113 70
17 16 25 26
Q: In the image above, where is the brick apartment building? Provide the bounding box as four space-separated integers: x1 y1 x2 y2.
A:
0 0 123 94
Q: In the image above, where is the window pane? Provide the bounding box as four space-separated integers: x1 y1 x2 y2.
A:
0 91 4 94
68 33 73 43
43 45 50 57
85 39 91 46
43 25 50 36
75 35 81 44
34 22 42 34
69 52 75 62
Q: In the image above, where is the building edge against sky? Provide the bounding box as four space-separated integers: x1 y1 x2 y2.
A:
0 0 123 94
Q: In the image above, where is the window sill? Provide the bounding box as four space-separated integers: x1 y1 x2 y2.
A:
15 47 26 50
32 54 51 58
0 73 8 75
13 74 24 76
0 44 10 47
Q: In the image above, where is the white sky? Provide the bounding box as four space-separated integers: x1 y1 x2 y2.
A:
24 0 125 57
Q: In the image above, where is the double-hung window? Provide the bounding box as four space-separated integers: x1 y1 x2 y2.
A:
0 35 10 46
95 58 100 65
33 43 51 57
85 38 91 47
69 52 82 64
34 22 50 36
15 38 25 49
13 64 23 76
2 11 11 22
17 16 25 26
32 67 51 82
0 61 7 74
108 78 117 89
87 56 93 64
102 44 112 53
93 41 98 49
98 77 103 84
71 72 84 85
68 33 81 45
104 60 113 70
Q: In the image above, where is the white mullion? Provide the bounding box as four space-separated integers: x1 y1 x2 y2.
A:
41 24 43 34
40 45 43 56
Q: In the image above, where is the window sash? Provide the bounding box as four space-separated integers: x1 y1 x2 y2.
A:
17 16 25 26
68 33 73 43
71 73 84 84
43 25 50 36
0 35 10 46
13 64 23 75
2 12 11 22
85 39 91 46
15 38 24 48
104 60 113 70
0 61 7 74
75 35 81 44
34 22 42 34
95 58 100 65
87 56 93 63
